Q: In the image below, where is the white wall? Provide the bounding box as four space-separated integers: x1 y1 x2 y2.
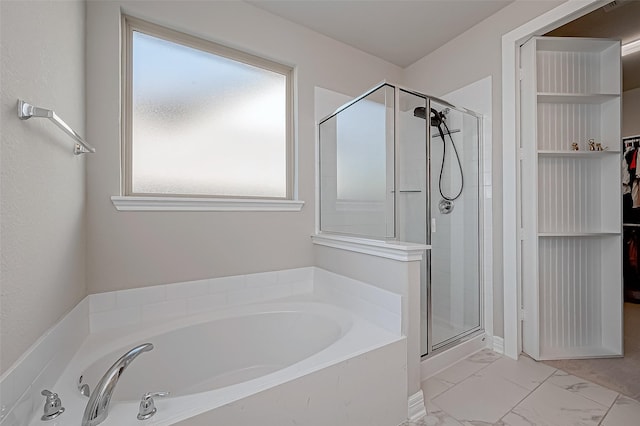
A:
85 0 403 294
0 0 86 374
623 88 640 138
0 0 571 379
403 0 563 338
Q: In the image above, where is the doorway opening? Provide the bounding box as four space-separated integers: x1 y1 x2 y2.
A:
503 0 640 401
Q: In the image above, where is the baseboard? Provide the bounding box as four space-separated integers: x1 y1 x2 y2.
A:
492 336 505 354
407 389 426 421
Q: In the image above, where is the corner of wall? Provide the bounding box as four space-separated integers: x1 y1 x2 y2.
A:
0 0 88 375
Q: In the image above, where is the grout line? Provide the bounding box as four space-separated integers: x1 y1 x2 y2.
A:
428 350 503 391
543 372 618 409
423 350 510 422
496 365 559 423
597 394 620 426
430 349 639 425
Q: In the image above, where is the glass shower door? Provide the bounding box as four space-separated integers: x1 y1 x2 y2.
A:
396 90 430 353
397 92 482 356
428 100 482 351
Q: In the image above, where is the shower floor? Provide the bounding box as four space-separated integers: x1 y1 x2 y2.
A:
431 316 480 349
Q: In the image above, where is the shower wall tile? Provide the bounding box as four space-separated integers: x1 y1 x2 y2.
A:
209 275 245 293
186 293 227 314
291 280 314 295
227 287 269 306
260 283 294 300
484 171 492 186
86 267 396 336
278 267 314 284
90 306 141 332
313 268 402 334
165 279 209 300
115 285 166 308
89 291 116 313
484 186 492 199
141 299 188 323
87 268 316 333
245 271 279 288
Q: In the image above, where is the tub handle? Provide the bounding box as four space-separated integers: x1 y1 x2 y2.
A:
137 391 170 420
40 390 65 421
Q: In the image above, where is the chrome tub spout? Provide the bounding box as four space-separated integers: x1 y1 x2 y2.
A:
82 343 154 426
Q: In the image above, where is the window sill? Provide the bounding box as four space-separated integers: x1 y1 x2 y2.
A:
111 196 305 212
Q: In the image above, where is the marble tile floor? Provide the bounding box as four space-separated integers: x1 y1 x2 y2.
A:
399 349 640 426
543 303 640 401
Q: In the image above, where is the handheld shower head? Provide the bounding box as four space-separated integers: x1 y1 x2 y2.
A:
412 107 445 127
412 105 464 203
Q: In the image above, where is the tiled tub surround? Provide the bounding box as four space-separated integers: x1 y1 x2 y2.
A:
89 267 316 333
89 267 401 334
0 301 89 426
1 267 406 426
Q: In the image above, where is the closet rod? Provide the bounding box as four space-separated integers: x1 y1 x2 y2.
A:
17 100 95 155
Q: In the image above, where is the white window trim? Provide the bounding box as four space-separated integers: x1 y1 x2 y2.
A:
111 196 304 212
119 15 296 206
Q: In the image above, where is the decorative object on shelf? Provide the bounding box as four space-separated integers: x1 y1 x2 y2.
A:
571 142 579 151
588 139 596 151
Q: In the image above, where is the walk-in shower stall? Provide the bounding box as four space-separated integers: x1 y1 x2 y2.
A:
318 82 483 356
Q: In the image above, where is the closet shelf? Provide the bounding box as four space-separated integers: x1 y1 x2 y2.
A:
538 232 620 237
537 150 620 157
522 36 622 361
537 93 619 104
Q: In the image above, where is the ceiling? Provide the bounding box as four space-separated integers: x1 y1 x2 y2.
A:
547 0 640 91
247 0 513 68
246 1 640 91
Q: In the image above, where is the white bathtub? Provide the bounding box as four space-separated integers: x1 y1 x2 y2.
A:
35 299 406 426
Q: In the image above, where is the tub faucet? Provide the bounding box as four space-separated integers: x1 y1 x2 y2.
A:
82 343 154 426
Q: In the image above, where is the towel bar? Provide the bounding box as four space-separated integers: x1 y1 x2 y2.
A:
18 100 95 155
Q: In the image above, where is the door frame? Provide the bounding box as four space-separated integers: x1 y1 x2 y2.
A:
501 0 608 359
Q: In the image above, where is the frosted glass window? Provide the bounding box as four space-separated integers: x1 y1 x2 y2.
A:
125 18 292 198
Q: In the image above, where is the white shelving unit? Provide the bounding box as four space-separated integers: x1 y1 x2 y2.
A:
521 37 622 360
